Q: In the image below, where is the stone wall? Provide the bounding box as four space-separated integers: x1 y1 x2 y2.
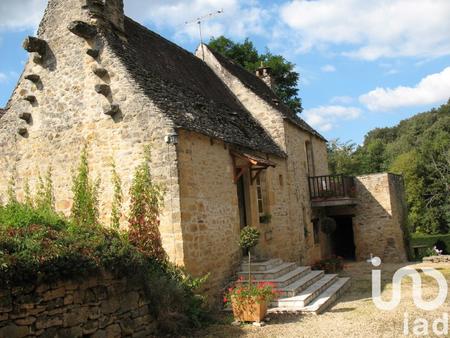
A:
0 0 184 265
283 122 329 265
353 173 408 262
0 274 155 338
198 45 331 266
177 130 242 296
176 125 330 297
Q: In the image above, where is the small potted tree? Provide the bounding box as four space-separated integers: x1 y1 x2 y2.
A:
225 226 276 322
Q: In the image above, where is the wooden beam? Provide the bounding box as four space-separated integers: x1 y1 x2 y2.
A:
251 168 263 184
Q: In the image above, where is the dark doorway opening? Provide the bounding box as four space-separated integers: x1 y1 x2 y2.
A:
330 215 356 260
236 174 247 229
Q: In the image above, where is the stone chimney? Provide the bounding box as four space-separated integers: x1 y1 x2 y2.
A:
255 63 275 90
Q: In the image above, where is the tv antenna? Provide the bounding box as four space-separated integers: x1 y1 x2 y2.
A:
185 9 224 60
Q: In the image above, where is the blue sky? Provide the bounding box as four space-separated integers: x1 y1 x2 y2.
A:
1 0 449 144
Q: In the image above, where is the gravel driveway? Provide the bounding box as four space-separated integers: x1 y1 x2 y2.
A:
192 262 450 338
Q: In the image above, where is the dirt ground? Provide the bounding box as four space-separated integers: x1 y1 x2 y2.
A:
191 261 450 338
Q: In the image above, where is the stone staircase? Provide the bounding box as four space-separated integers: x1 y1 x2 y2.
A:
237 258 350 315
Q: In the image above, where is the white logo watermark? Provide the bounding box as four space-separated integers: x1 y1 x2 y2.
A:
368 255 449 336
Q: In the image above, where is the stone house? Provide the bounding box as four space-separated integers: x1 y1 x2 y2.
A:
0 0 409 297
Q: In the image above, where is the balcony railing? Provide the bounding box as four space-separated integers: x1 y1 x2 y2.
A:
308 174 356 202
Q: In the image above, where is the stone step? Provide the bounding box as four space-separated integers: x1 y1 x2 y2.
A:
240 258 283 272
275 270 324 297
272 274 338 307
237 262 297 281
237 266 311 289
301 277 351 314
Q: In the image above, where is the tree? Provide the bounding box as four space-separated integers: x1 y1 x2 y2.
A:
327 139 359 175
208 36 302 113
326 100 450 234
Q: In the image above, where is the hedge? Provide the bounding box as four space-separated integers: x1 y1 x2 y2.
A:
410 233 450 255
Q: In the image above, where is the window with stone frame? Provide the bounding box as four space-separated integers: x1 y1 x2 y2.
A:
312 218 320 244
255 173 266 217
305 140 315 176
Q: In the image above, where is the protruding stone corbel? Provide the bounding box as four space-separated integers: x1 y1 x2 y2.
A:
24 95 36 103
86 49 99 59
91 65 108 78
68 21 97 40
23 36 47 56
103 103 120 116
84 0 105 9
95 84 110 97
24 74 41 84
19 112 32 123
17 127 28 136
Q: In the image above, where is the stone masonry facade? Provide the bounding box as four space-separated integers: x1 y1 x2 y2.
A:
0 0 409 304
353 173 409 262
0 273 156 338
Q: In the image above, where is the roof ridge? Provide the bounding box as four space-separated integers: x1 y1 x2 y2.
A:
203 44 326 141
104 17 286 157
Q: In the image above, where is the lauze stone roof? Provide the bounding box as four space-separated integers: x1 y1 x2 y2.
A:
206 47 326 141
106 17 286 157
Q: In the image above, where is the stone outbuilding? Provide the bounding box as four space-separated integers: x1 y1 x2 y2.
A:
0 0 409 297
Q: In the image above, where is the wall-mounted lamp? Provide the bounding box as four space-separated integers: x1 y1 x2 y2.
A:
164 132 179 145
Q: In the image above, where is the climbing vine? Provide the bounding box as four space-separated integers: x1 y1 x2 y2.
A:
71 145 100 227
128 145 166 261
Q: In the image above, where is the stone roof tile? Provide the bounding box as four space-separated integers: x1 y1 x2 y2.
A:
106 17 286 158
205 46 326 141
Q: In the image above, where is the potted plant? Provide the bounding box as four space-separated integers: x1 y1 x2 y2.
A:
225 226 276 322
225 279 277 322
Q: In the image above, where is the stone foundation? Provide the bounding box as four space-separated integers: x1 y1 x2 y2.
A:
0 273 156 338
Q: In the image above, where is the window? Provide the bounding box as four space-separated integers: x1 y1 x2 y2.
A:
305 141 315 176
313 219 320 244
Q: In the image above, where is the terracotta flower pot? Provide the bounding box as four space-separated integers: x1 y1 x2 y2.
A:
231 297 268 322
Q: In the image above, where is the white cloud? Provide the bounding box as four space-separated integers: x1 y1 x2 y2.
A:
0 72 7 83
0 0 46 31
321 64 336 73
303 105 361 132
330 96 353 104
359 67 450 111
280 0 450 60
124 0 269 42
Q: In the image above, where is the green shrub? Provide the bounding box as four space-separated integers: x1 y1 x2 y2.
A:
411 233 450 259
411 233 450 252
239 226 260 250
0 203 67 230
0 203 207 333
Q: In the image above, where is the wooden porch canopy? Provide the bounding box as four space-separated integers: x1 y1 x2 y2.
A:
230 150 276 184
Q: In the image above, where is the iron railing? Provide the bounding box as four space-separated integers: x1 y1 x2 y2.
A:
308 174 356 200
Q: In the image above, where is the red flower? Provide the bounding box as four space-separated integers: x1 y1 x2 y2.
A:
223 297 228 303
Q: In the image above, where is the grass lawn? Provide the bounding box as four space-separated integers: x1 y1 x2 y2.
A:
193 262 450 337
